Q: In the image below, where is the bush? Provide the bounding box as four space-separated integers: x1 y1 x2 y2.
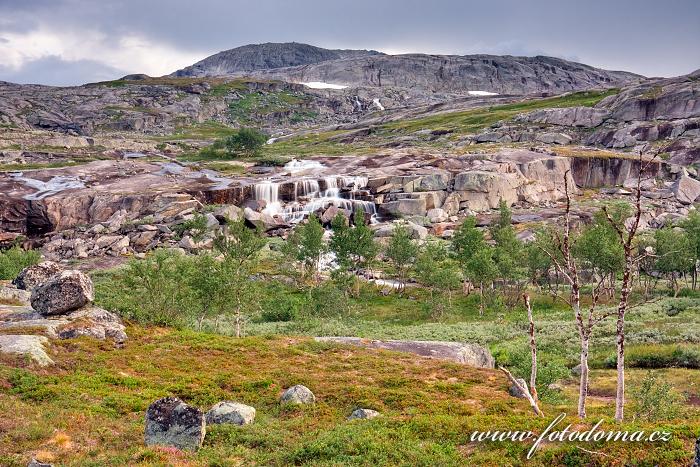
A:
0 246 40 280
173 213 208 241
301 282 351 319
258 282 300 322
493 344 569 401
631 371 686 421
604 345 700 369
224 128 267 158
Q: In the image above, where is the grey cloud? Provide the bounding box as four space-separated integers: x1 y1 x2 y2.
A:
0 55 128 86
0 0 698 85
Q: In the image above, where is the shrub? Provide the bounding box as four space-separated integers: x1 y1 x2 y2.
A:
0 246 40 280
604 345 700 369
258 282 300 322
631 371 686 421
301 282 351 319
173 213 209 241
493 344 569 401
224 127 267 158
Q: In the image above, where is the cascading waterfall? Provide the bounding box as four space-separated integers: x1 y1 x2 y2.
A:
253 175 376 223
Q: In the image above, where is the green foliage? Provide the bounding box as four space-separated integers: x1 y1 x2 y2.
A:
414 241 461 318
283 214 327 281
631 371 686 421
173 213 208 241
494 345 569 402
574 206 627 276
329 208 378 272
605 345 700 369
224 127 267 158
384 225 419 291
0 246 40 280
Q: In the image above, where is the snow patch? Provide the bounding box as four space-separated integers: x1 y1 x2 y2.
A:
301 82 348 90
468 90 499 96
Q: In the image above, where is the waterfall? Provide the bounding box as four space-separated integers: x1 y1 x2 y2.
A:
253 175 376 224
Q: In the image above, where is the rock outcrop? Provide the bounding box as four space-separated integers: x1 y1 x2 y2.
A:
0 334 52 366
314 337 495 369
144 397 206 451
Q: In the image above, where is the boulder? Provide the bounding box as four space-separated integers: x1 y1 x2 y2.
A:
314 337 495 369
348 408 380 420
12 261 62 291
0 335 53 366
694 435 700 467
671 173 700 205
213 204 243 223
144 397 205 451
378 199 427 218
58 306 128 342
535 132 572 145
30 270 94 316
244 207 280 230
406 222 428 240
571 364 582 377
441 192 461 216
426 208 448 223
28 460 54 467
205 401 256 426
0 285 31 305
509 378 529 398
280 385 316 405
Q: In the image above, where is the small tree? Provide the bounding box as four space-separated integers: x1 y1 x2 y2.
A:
654 226 694 296
385 225 418 292
414 241 461 318
225 127 267 158
453 217 498 314
490 200 526 307
680 210 700 289
283 214 327 283
213 218 267 337
329 208 378 296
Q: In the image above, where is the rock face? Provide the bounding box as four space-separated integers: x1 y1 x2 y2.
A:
12 261 62 291
206 401 256 426
348 408 380 420
314 337 495 369
0 334 52 366
280 385 316 405
30 270 94 315
144 397 206 451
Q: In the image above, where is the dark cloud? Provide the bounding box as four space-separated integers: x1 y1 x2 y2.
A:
0 56 127 86
0 0 698 85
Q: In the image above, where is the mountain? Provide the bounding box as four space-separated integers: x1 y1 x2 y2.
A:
170 42 643 94
171 42 382 77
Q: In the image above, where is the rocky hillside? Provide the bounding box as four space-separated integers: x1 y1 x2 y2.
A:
172 42 382 78
171 42 642 94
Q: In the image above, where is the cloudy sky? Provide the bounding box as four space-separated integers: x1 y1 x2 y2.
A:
1 0 698 86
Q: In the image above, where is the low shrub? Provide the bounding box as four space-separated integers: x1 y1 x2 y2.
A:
0 246 40 280
604 344 700 369
631 371 686 421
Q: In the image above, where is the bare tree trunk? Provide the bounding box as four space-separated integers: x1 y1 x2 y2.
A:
578 332 590 419
614 254 634 421
524 293 538 403
499 366 544 417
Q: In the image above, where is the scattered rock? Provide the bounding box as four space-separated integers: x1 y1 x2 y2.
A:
348 408 380 420
213 204 243 223
28 460 54 467
0 285 31 305
206 401 256 426
280 385 316 405
144 397 206 451
0 334 53 366
12 261 62 291
671 172 700 205
378 199 427 218
535 132 572 145
571 364 582 377
30 270 94 316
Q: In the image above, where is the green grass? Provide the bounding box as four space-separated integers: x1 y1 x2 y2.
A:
229 91 316 125
0 246 40 280
0 327 696 466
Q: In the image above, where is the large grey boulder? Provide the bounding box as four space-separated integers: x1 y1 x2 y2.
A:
58 306 128 342
0 334 53 366
30 270 94 316
671 173 700 205
314 337 495 369
378 199 427 218
206 401 256 426
280 385 316 405
244 207 281 230
348 408 380 420
144 397 205 451
12 261 62 291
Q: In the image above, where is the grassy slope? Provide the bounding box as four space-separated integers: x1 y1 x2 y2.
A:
0 327 697 466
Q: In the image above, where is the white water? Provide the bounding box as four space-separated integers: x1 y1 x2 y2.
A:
468 90 499 96
301 82 348 90
284 159 325 174
11 173 85 200
254 175 376 224
372 98 385 111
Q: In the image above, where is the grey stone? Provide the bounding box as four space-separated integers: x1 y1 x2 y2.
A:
378 199 427 217
535 132 572 145
30 270 94 316
12 261 62 291
145 397 205 451
314 337 495 369
509 378 529 398
0 334 53 366
280 385 316 405
206 401 256 425
348 408 380 420
671 173 700 205
28 460 54 467
213 204 243 223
